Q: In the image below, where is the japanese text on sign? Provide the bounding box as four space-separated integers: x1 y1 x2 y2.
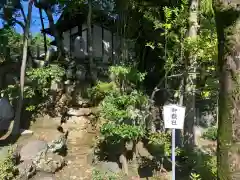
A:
171 108 178 125
163 104 186 129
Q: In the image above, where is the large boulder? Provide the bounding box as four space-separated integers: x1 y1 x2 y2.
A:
33 151 65 173
31 172 55 180
97 161 121 174
0 97 14 130
20 140 48 161
47 132 68 154
67 108 91 116
17 160 36 180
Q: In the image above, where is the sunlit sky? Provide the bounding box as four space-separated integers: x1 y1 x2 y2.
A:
1 1 60 36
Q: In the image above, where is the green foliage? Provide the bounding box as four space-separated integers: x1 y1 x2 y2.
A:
1 65 65 112
88 81 117 103
90 65 150 144
1 28 22 58
188 150 217 179
148 132 181 157
109 66 146 88
202 126 217 141
100 122 145 143
100 90 148 122
0 146 18 180
26 64 65 97
92 169 120 180
190 173 202 180
0 28 51 60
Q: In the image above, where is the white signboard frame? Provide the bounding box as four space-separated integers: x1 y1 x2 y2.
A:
162 103 186 180
163 104 186 130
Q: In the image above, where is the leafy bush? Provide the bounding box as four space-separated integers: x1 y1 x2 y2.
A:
100 122 145 143
190 173 202 180
0 147 18 180
26 64 65 97
148 132 181 157
90 65 150 145
1 65 65 112
191 152 217 179
109 66 146 85
88 81 117 104
180 149 216 180
100 90 148 123
202 126 217 141
92 169 121 180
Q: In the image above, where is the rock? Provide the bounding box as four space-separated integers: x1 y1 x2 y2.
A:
47 132 68 154
31 172 54 180
33 151 65 173
97 161 121 174
20 129 34 135
20 140 48 161
17 160 36 180
50 81 63 92
0 97 14 130
67 108 91 116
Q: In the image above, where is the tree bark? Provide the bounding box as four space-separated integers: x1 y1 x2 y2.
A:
12 0 33 134
183 0 199 150
19 3 33 68
213 0 240 179
87 0 95 84
45 8 64 59
39 8 47 54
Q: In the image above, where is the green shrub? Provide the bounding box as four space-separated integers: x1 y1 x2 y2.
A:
148 132 181 157
26 64 65 97
91 65 150 146
0 147 18 180
202 126 217 141
92 169 120 180
185 150 217 179
1 65 65 112
100 122 145 143
88 81 117 104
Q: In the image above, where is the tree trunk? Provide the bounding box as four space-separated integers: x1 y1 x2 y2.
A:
12 0 33 134
87 0 95 84
183 0 199 150
39 8 47 54
214 0 240 179
45 8 64 58
19 4 33 68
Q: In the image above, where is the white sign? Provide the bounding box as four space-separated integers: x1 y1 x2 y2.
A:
163 104 186 129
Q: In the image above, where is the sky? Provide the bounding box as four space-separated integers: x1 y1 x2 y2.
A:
1 1 60 36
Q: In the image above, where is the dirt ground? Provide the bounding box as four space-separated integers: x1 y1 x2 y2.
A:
0 115 216 180
1 115 96 180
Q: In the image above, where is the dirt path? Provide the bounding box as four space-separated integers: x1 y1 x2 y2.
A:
11 115 96 180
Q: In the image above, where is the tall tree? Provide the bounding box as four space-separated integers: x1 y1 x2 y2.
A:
39 8 47 54
184 0 199 149
213 0 240 179
34 0 65 58
12 0 33 134
87 0 95 84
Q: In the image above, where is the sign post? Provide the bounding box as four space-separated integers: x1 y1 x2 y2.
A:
163 104 186 180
